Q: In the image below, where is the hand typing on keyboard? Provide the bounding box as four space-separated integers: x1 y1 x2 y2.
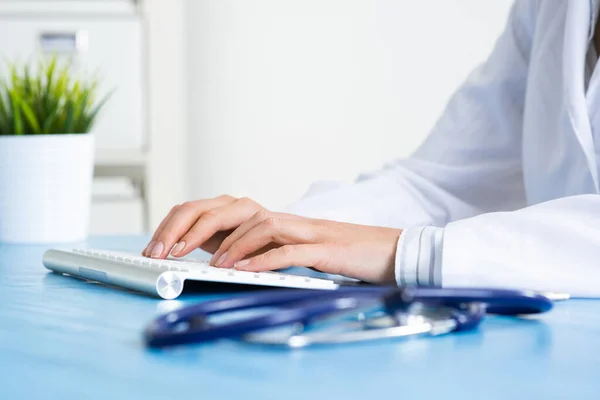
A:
142 195 267 259
144 195 402 285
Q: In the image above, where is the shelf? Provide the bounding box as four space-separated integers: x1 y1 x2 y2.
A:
95 149 146 167
0 1 138 16
93 176 140 198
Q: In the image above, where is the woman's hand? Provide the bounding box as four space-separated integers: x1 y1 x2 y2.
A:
209 210 402 284
142 195 266 259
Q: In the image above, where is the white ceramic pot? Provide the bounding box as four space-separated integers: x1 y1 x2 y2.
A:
0 134 94 243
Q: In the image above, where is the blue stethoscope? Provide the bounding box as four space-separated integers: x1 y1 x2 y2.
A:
144 286 560 349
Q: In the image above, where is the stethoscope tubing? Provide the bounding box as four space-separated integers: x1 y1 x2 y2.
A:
145 287 385 348
144 286 553 348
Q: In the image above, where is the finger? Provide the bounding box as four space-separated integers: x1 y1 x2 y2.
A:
200 231 277 257
215 217 319 269
209 209 269 265
142 205 178 256
233 244 337 274
149 195 236 258
210 210 300 267
170 197 264 258
210 211 303 265
145 195 235 256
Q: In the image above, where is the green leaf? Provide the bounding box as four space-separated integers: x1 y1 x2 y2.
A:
36 61 44 93
0 54 111 135
0 82 9 134
18 96 41 134
23 63 31 96
46 56 57 88
64 99 75 134
9 63 19 87
54 63 70 99
9 90 23 135
71 80 80 97
42 112 58 134
72 88 88 133
43 57 56 112
82 89 113 131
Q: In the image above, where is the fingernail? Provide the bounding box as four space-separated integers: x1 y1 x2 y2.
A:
171 241 186 256
234 259 250 268
151 241 164 258
215 251 228 267
209 252 219 266
145 241 155 257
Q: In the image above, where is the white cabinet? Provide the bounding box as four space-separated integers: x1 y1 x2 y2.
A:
0 17 145 152
0 1 150 235
90 200 144 235
90 177 144 235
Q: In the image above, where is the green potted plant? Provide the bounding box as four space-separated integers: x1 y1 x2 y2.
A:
0 56 111 243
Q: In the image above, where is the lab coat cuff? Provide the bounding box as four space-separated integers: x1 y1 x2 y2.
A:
395 226 444 287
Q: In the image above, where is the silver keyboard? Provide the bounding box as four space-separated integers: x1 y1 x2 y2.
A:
42 248 339 299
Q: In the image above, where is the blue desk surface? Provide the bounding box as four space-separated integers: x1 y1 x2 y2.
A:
2 235 600 400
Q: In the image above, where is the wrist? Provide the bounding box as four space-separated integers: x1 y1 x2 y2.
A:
381 228 404 284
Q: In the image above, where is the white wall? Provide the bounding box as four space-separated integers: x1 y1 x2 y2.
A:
143 0 190 230
184 0 514 210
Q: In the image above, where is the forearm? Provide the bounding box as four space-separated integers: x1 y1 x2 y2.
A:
282 164 482 229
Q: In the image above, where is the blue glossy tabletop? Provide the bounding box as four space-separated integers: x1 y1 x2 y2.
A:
2 235 600 400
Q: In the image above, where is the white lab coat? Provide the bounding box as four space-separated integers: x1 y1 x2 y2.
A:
283 0 600 298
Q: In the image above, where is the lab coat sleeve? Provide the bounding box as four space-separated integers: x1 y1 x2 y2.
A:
283 0 539 229
440 195 600 298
